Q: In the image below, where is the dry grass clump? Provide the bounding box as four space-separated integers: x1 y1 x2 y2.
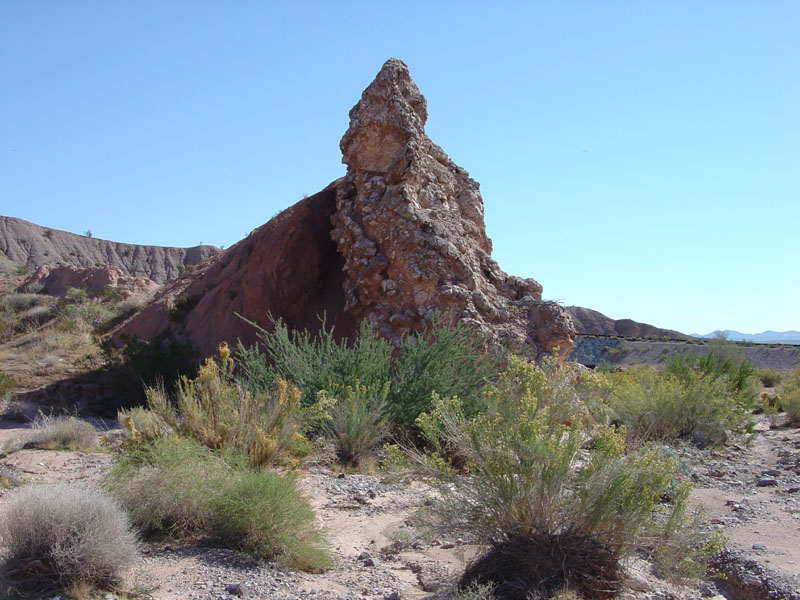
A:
28 413 98 450
0 292 55 342
0 463 23 488
103 437 330 572
0 414 98 456
0 483 138 593
320 381 392 466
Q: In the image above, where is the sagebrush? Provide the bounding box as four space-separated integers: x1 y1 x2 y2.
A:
137 343 326 466
0 484 138 592
414 358 718 599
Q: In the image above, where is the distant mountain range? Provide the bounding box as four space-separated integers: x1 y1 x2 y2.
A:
692 330 800 345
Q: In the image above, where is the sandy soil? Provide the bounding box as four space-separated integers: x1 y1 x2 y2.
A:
1 412 799 599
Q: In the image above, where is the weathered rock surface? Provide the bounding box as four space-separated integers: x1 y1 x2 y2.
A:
567 306 690 340
116 59 575 360
0 216 219 284
16 264 160 299
331 58 574 357
115 183 356 358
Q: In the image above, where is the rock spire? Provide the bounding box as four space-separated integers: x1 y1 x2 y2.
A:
331 58 575 357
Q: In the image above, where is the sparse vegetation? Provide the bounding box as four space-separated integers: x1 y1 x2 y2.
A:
0 463 23 488
103 437 330 572
135 342 326 467
28 413 98 450
0 373 14 402
320 381 392 466
601 365 751 447
779 368 800 422
414 358 719 599
1 414 98 455
240 314 501 433
756 368 783 388
0 483 138 593
14 264 31 276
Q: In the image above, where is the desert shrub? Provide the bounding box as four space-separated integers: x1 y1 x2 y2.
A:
0 483 138 592
666 337 757 409
602 365 752 447
2 293 50 313
14 264 30 276
779 368 800 422
238 316 393 405
320 381 392 466
0 463 23 488
241 314 501 431
114 296 143 317
0 292 55 341
26 413 98 450
414 368 716 599
389 316 500 428
118 404 174 444
64 286 88 305
103 437 329 571
756 368 783 388
98 285 127 303
59 301 115 332
0 373 14 402
142 343 325 467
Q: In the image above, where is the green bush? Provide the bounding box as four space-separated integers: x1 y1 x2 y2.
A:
240 314 501 432
321 381 392 466
779 368 800 422
665 336 756 410
0 373 14 402
238 316 393 405
103 438 329 572
756 368 783 388
0 483 138 592
414 361 717 599
389 316 500 428
602 365 751 447
140 343 326 467
64 286 89 305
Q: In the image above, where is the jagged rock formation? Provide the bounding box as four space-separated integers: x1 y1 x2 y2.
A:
567 306 690 340
331 59 574 357
16 264 160 299
0 216 219 284
116 59 575 359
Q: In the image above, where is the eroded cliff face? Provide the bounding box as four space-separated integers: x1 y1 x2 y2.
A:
116 59 575 360
0 216 218 284
331 59 574 357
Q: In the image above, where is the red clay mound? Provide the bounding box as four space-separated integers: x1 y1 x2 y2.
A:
114 182 356 357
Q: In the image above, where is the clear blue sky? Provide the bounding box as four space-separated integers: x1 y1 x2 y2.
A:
2 1 797 335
